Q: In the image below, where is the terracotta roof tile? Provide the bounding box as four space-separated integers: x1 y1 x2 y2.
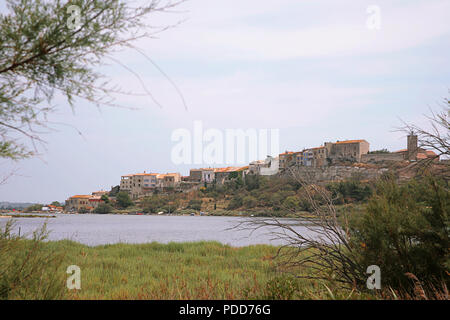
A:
334 139 367 144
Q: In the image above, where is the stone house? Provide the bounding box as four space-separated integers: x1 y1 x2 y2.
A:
120 172 181 199
214 166 248 184
249 156 279 175
65 195 104 212
324 139 370 163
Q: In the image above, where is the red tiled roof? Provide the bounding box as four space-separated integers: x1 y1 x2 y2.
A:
335 139 367 144
70 195 92 199
214 167 242 173
416 153 427 160
308 146 324 150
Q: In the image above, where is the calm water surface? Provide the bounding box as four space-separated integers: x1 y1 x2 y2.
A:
0 214 318 247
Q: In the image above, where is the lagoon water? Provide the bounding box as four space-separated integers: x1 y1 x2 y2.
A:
0 214 317 247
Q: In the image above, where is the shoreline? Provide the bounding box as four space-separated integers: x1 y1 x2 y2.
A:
0 214 57 218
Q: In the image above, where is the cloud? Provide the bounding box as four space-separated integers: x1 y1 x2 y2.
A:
139 0 450 61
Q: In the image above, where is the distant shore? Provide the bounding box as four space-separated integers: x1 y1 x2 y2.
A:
0 214 56 218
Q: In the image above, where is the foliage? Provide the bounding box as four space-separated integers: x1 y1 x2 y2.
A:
109 185 120 197
0 0 181 159
227 196 243 210
228 171 238 179
326 180 372 204
242 195 257 208
261 275 300 300
100 194 110 203
78 207 89 214
348 176 450 294
0 220 65 299
142 196 163 213
368 149 390 154
94 203 113 214
11 239 376 300
186 199 202 211
116 191 133 209
25 203 43 212
245 174 260 191
282 196 300 210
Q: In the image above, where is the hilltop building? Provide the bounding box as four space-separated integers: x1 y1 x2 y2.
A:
279 139 370 170
64 133 442 214
120 172 181 199
65 195 104 212
361 134 439 163
188 166 248 184
189 168 215 183
249 156 279 175
279 151 296 170
324 139 370 163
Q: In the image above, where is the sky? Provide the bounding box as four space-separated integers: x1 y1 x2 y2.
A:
1 0 449 203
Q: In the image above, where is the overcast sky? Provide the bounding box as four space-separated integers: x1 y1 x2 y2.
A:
1 0 449 203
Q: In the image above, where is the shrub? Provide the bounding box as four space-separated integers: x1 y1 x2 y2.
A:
327 180 372 203
227 196 243 210
94 203 113 214
282 196 300 211
262 275 299 300
78 207 89 214
348 176 450 294
242 196 257 208
245 175 260 191
100 194 110 203
142 196 167 213
25 204 44 212
0 221 66 299
187 199 202 211
116 191 133 208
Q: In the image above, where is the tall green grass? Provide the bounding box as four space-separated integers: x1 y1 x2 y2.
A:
46 240 279 299
0 221 381 300
0 220 65 299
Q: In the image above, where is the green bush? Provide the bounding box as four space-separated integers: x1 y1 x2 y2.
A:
0 221 66 299
245 175 260 191
142 196 167 213
25 204 44 212
116 191 134 208
242 196 258 208
94 203 113 214
262 275 299 300
78 207 89 214
327 180 372 203
187 199 202 211
227 196 243 210
282 196 300 211
348 176 450 293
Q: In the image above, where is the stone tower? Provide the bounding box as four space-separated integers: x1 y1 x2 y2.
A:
407 133 418 161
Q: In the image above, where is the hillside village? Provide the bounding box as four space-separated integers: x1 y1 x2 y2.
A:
63 133 441 213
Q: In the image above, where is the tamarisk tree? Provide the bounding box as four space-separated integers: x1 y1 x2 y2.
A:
0 0 183 160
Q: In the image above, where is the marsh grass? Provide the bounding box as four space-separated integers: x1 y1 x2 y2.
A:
0 221 382 300
0 220 66 299
3 238 382 300
52 241 279 299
